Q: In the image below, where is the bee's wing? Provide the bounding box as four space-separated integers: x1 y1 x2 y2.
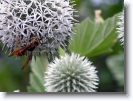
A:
8 48 22 57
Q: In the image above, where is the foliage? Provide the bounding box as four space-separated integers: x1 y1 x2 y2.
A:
27 57 44 92
69 13 120 57
106 54 124 87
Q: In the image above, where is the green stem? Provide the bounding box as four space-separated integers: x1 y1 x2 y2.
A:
39 54 49 72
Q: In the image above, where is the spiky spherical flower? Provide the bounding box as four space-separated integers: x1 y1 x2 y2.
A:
0 0 76 57
117 9 124 46
44 53 99 92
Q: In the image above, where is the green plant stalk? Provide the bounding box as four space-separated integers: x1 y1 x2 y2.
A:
27 56 46 92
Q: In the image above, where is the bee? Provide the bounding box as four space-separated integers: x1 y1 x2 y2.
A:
8 35 40 71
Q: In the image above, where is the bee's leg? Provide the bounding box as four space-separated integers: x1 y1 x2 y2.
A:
25 51 28 57
21 51 32 71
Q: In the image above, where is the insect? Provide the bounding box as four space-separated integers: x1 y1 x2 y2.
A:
8 35 40 71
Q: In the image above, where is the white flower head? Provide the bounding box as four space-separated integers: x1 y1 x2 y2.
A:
0 0 77 57
117 9 124 46
44 53 99 92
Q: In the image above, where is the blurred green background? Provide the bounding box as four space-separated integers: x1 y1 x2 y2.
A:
0 0 123 92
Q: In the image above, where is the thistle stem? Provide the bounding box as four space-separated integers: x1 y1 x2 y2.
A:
39 54 49 72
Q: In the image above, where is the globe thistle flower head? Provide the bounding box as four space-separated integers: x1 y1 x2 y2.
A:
44 53 99 92
0 0 77 58
117 9 124 46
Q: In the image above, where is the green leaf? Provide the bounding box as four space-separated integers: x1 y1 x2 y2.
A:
69 13 120 57
106 54 124 86
27 57 44 92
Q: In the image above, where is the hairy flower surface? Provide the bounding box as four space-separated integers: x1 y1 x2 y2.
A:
117 9 124 46
0 0 76 57
44 53 99 92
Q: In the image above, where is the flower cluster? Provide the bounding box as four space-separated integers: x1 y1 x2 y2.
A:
44 53 99 92
0 0 77 57
117 9 124 46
